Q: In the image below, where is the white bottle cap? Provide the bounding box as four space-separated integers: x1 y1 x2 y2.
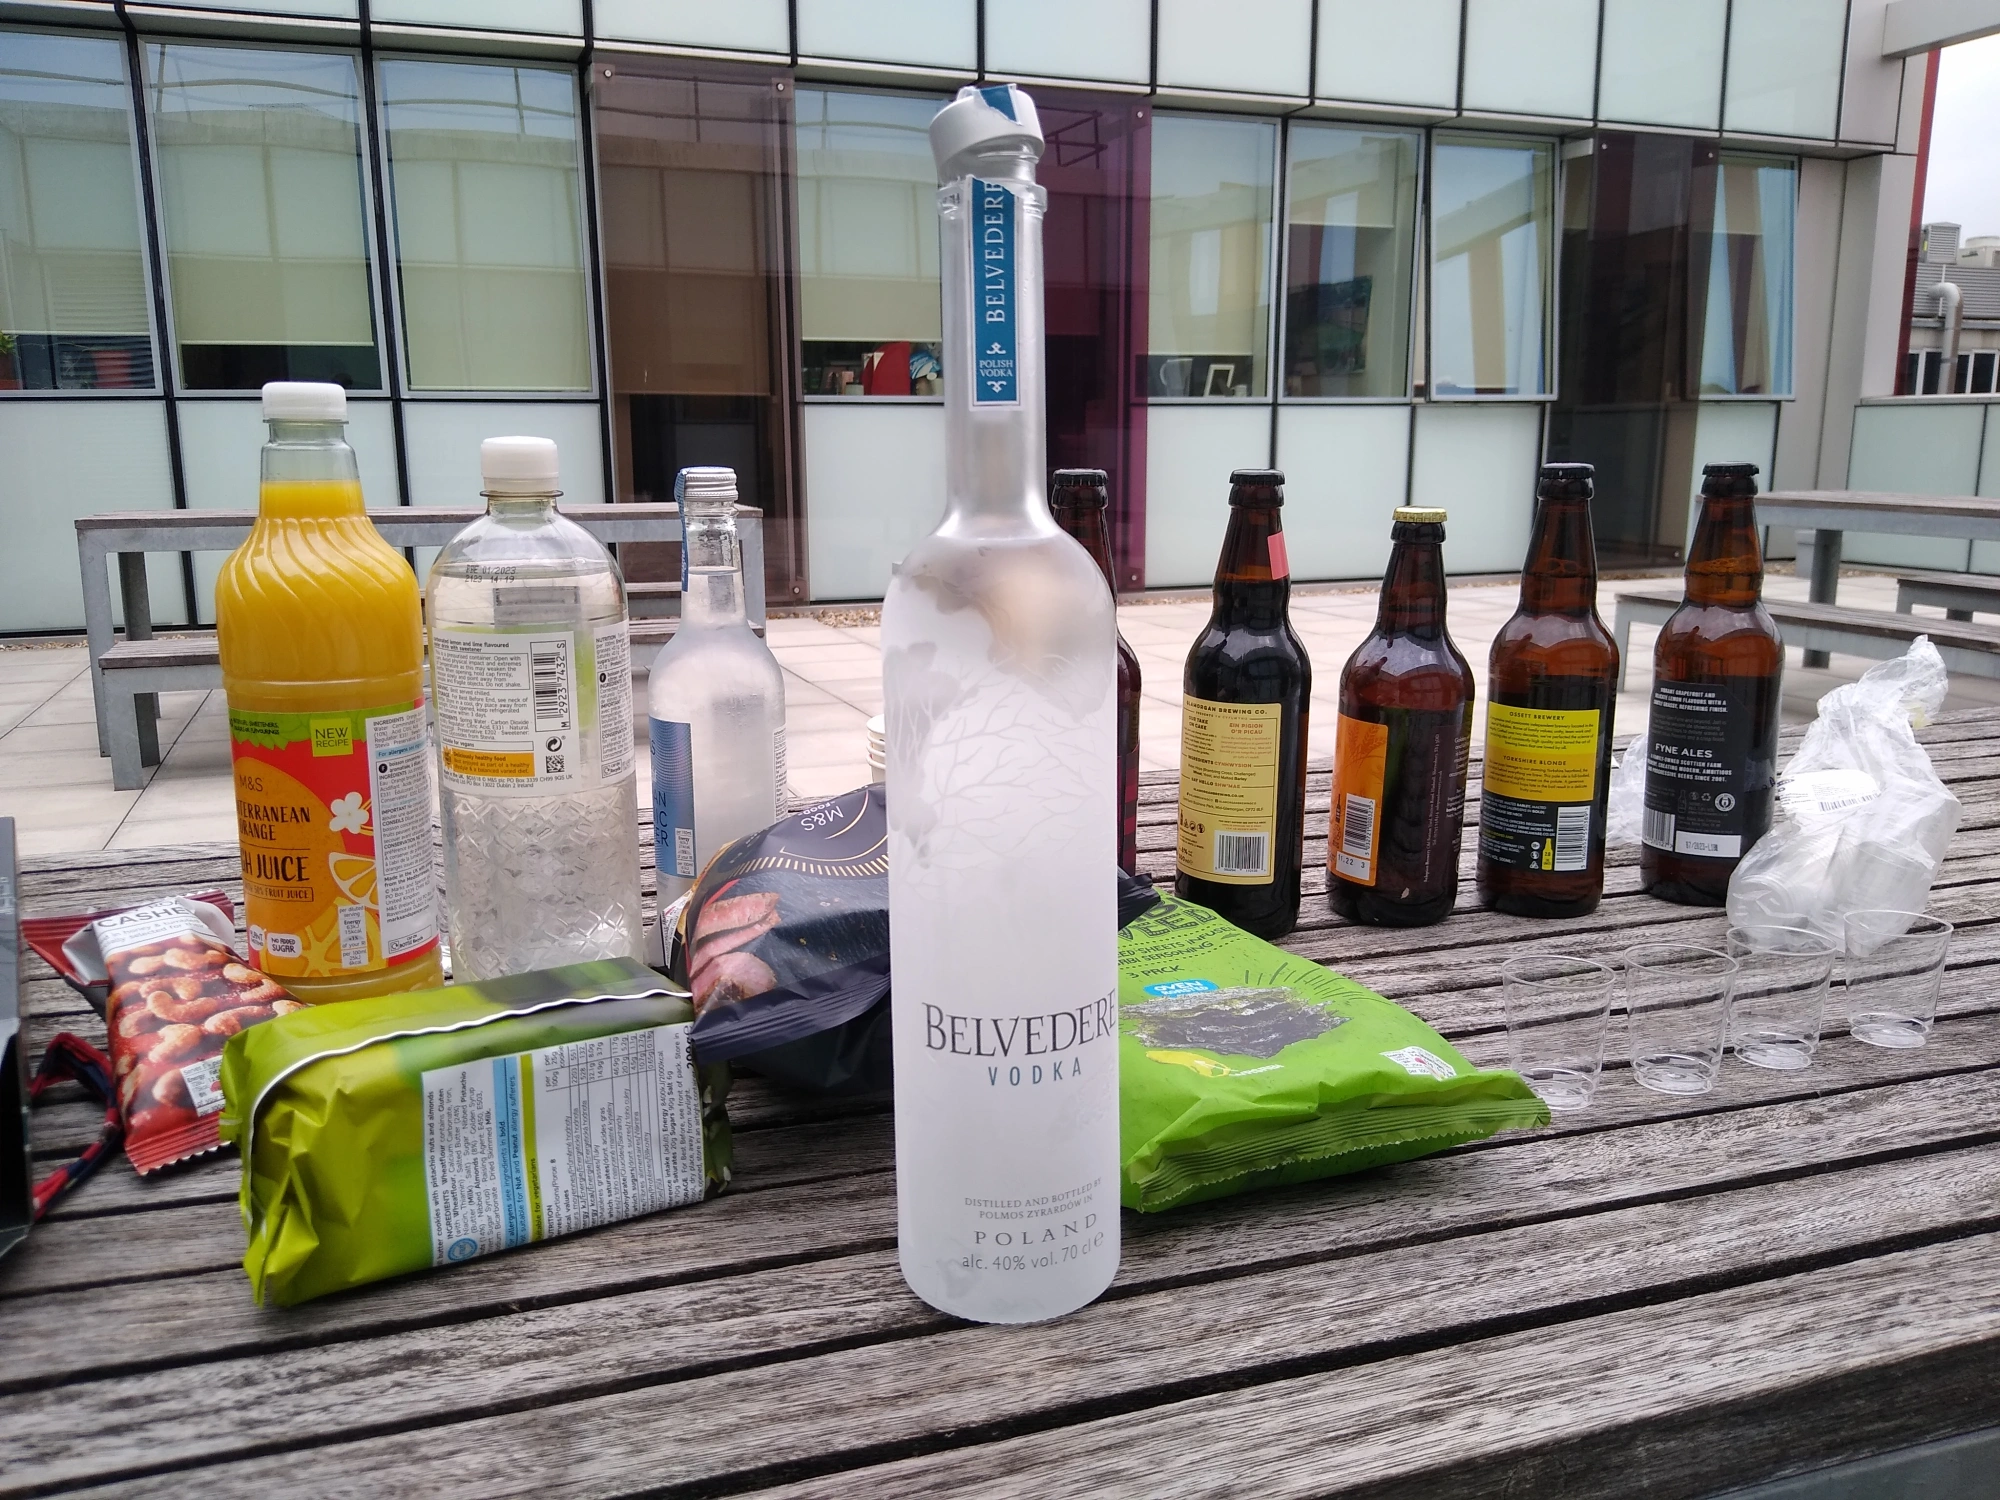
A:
929 84 1043 184
481 435 560 495
261 381 346 422
675 466 737 504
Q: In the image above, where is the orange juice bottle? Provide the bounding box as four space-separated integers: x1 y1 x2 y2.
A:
216 382 442 1001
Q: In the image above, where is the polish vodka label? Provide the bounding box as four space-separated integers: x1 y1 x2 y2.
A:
971 178 1018 405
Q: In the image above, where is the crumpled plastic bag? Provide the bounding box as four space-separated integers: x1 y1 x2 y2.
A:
1606 730 1649 847
1726 638 1961 953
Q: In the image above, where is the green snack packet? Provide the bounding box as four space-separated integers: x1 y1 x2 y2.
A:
220 957 730 1306
1118 898 1547 1212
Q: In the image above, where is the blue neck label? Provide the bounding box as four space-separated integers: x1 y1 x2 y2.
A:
971 177 1018 406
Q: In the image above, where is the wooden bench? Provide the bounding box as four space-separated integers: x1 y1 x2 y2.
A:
1612 589 2000 689
1894 569 2000 621
78 505 763 791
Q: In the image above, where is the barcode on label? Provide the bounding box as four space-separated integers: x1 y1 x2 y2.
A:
1555 805 1590 871
1213 830 1269 877
1642 807 1674 850
531 638 571 733
1341 794 1376 858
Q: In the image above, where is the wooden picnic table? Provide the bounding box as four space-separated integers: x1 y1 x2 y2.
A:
1759 489 2000 667
6 713 2000 1496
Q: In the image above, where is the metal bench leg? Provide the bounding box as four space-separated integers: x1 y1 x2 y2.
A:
116 552 160 768
1804 527 1842 669
1615 606 1633 693
107 687 148 791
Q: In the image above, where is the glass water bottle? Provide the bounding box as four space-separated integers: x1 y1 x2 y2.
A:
426 437 643 980
883 85 1121 1324
647 466 787 907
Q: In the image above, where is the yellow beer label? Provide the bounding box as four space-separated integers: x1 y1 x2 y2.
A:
1177 696 1282 885
1481 704 1600 803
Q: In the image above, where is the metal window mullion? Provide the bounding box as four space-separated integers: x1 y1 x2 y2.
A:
358 5 413 519
116 10 195 626
576 9 616 508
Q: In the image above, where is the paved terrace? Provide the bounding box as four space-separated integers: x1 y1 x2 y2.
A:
3 568 1995 858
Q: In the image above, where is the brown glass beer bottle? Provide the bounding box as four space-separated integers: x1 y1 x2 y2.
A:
1640 462 1785 905
1050 469 1141 874
1477 463 1619 918
1329 507 1475 927
1175 469 1311 937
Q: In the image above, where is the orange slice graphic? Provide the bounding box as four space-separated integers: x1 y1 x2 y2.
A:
329 852 378 908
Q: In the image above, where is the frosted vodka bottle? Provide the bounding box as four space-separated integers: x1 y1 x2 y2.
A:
426 437 644 980
883 85 1120 1323
647 467 787 905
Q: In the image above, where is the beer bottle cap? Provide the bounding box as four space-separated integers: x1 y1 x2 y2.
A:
1228 469 1285 505
1052 468 1109 496
1394 506 1447 523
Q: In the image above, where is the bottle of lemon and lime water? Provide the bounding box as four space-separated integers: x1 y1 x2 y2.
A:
425 437 643 980
217 382 442 1002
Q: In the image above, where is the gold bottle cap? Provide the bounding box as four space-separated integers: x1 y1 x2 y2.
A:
1394 506 1447 523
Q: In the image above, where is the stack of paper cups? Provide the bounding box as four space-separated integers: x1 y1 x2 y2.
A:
866 714 886 781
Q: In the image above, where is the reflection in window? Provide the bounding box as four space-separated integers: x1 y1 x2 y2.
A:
1429 134 1553 397
794 88 943 398
1700 154 1794 397
1282 124 1417 398
0 33 154 391
379 59 591 392
1149 113 1274 398
146 43 378 390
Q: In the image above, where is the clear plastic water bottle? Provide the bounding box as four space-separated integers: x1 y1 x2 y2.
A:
426 437 644 980
647 466 787 905
883 85 1121 1324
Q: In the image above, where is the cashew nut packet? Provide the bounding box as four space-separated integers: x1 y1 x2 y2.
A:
219 957 730 1306
62 897 300 1174
1118 897 1549 1212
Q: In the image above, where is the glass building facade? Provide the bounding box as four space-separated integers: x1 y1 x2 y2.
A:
0 0 1903 632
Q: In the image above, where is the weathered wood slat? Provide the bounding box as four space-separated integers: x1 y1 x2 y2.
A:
743 1233 2000 1500
32 1170 1998 1500
6 1048 1996 1395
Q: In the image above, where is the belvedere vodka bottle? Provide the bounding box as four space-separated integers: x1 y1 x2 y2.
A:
647 467 787 906
883 85 1120 1323
427 437 644 980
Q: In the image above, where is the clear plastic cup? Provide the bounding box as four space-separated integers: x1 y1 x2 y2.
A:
1499 954 1617 1112
1843 910 1952 1049
1725 925 1837 1071
1623 942 1736 1096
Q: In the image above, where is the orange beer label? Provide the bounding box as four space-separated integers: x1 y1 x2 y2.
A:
228 702 439 979
1330 713 1389 886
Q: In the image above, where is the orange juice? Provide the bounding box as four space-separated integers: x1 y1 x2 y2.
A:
215 382 442 1002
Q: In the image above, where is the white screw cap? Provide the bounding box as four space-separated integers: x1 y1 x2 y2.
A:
481 436 560 495
676 466 737 505
930 84 1043 183
261 381 346 422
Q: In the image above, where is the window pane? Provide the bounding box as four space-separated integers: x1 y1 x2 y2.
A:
1149 113 1274 399
147 43 379 390
1282 123 1416 398
1700 155 1795 397
1429 134 1552 398
0 32 154 391
794 87 943 398
380 58 591 392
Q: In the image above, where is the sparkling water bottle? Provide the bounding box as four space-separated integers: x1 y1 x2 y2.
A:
426 437 644 980
647 466 787 906
883 85 1121 1324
